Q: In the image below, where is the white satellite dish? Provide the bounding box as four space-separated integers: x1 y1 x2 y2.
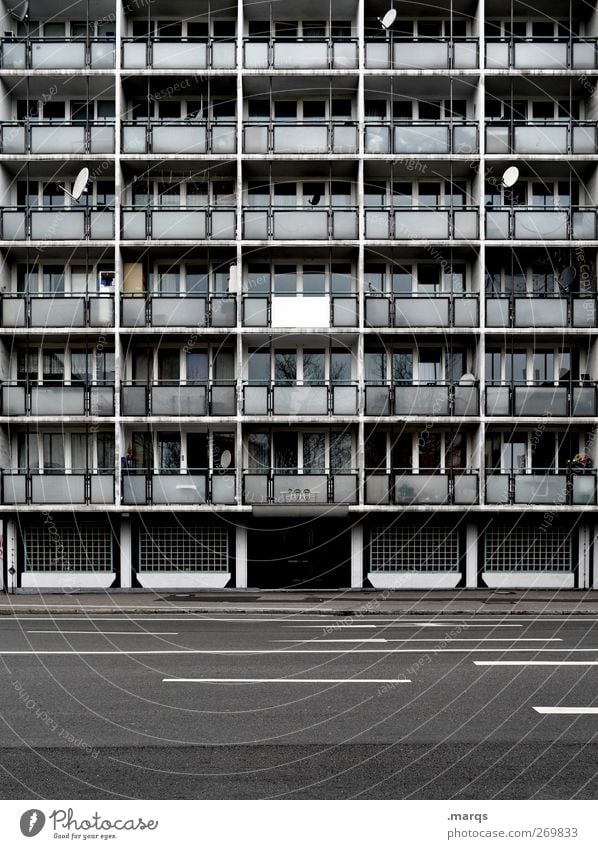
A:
560 266 577 287
8 1 28 21
220 449 232 469
58 167 90 202
379 8 397 30
502 166 519 188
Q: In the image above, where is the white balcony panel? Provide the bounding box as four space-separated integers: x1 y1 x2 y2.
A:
31 211 85 240
1 298 25 327
152 474 207 504
32 42 85 68
514 387 568 416
454 298 478 326
90 211 114 239
2 42 26 68
486 387 510 416
514 210 568 240
514 42 567 68
30 126 83 153
365 210 390 238
573 125 596 153
394 125 449 153
90 41 114 68
394 386 450 416
151 210 206 239
153 42 207 68
486 126 509 154
31 298 85 327
454 211 478 239
333 474 358 503
274 475 327 503
2 385 25 415
90 386 114 416
274 210 327 239
274 125 327 154
486 475 509 503
151 297 206 327
365 126 390 153
333 42 357 68
454 475 478 504
365 475 391 505
90 125 114 153
394 474 449 504
395 210 449 239
152 126 206 154
572 476 596 505
393 42 448 68
31 474 86 504
515 298 567 326
271 295 330 328
243 210 268 238
3 476 27 503
122 125 146 153
273 386 328 415
244 474 269 503
572 212 596 239
122 210 146 239
211 42 235 68
514 475 568 504
573 299 597 327
244 42 268 68
395 298 449 327
211 211 236 239
332 386 358 415
90 475 115 504
573 41 597 68
152 385 207 416
365 42 389 68
454 42 477 68
122 42 145 67
274 41 327 68
89 297 114 327
212 475 236 504
514 125 567 154
486 211 510 239
244 125 268 153
3 125 25 153
31 386 85 416
212 125 235 153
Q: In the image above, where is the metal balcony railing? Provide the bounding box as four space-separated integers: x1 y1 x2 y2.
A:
365 293 478 328
121 469 236 505
365 37 478 70
121 382 236 417
365 122 478 155
485 469 597 505
121 206 236 240
243 470 358 505
243 37 358 70
485 121 597 155
364 382 479 417
1 293 114 328
242 294 358 328
1 382 115 416
122 37 235 69
485 37 597 70
120 294 235 328
365 470 479 505
0 207 114 241
485 206 597 240
365 206 479 240
243 206 358 240
244 122 358 154
486 294 597 328
243 383 358 416
1 121 115 155
1 37 115 70
122 121 236 155
485 382 597 417
2 470 115 505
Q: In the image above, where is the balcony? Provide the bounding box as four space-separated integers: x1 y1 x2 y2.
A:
365 471 479 505
121 207 236 240
243 207 357 240
122 38 235 69
122 121 236 155
365 37 478 70
365 207 479 240
486 122 597 155
121 294 235 328
486 471 597 505
243 383 358 416
1 122 115 155
243 38 357 70
1 383 114 417
485 38 597 70
244 122 358 155
121 383 236 416
0 208 114 241
1 294 114 328
2 472 115 505
121 471 236 505
243 472 358 505
486 295 597 328
365 122 478 155
365 294 478 328
1 37 115 70
485 383 597 417
485 207 596 240
364 382 479 417
243 294 357 328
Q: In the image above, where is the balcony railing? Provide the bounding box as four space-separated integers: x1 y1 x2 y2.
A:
1 383 114 416
1 294 114 328
1 122 115 155
486 295 597 328
365 294 478 328
0 207 114 241
121 383 236 416
365 206 479 240
243 471 358 504
485 383 597 417
122 37 235 69
121 470 236 505
365 382 479 417
486 121 597 155
243 38 358 70
243 383 358 416
121 206 236 240
243 294 357 328
243 207 358 240
365 122 478 155
485 37 597 70
365 37 478 70
365 471 479 505
244 122 358 155
485 470 597 505
485 206 596 240
2 471 115 505
1 37 115 69
121 294 235 328
122 121 236 155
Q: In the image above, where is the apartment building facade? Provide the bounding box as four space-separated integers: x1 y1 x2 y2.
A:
0 0 597 591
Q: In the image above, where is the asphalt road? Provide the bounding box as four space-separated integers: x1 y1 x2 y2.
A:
1 614 598 799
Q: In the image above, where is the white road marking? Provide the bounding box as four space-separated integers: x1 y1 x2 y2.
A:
0 648 596 656
534 707 598 715
476 661 598 667
275 638 561 643
163 678 411 684
27 630 179 635
287 623 525 629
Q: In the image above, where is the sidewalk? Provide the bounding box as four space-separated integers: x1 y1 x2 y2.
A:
2 589 598 615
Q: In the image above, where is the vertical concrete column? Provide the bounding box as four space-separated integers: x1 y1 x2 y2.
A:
465 522 479 588
235 523 248 588
5 517 17 592
351 522 364 588
579 524 590 589
119 517 132 589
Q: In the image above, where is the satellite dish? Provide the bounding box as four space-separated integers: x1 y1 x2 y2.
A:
308 194 321 206
559 266 577 292
220 449 232 469
8 1 28 21
379 8 397 30
502 166 520 188
72 167 90 200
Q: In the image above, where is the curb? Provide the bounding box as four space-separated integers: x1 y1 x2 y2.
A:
2 607 598 616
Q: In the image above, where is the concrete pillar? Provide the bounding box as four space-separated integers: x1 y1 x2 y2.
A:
235 523 247 588
5 517 17 592
351 522 364 588
119 517 132 588
465 522 479 588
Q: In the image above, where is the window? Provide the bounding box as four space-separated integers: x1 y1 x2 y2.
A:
303 433 325 473
43 433 65 472
330 351 351 383
419 349 442 383
158 433 181 472
274 432 297 470
365 351 386 383
365 431 386 471
186 265 208 294
392 265 412 294
97 351 115 384
331 432 352 471
303 351 325 385
274 265 296 295
158 350 180 383
18 433 38 471
71 352 90 384
248 349 270 383
158 264 180 294
248 433 270 470
331 264 352 294
391 433 412 469
274 101 297 121
17 350 38 382
97 433 115 472
392 352 413 383
417 265 440 293
186 352 208 383
274 351 297 384
419 433 441 471
43 350 64 382
247 264 270 294
42 266 65 294
303 265 325 295
274 183 296 206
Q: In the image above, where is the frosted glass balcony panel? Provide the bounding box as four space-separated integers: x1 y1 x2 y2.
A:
271 295 329 327
274 210 327 239
454 386 479 416
123 42 145 68
122 210 146 239
332 386 358 415
1 298 26 327
1 385 26 415
486 125 509 154
395 298 449 327
89 297 114 327
454 298 478 326
151 297 206 327
486 475 510 504
514 42 567 69
121 298 146 327
244 386 268 415
573 299 597 327
211 296 236 326
365 42 389 68
394 386 450 416
274 41 327 68
394 474 449 504
454 475 478 504
90 41 114 68
365 297 391 327
90 475 114 504
514 386 567 416
243 297 268 326
32 42 85 68
274 125 327 153
572 475 596 505
244 474 269 503
121 385 147 415
243 210 268 238
394 125 449 153
31 211 85 240
333 474 358 503
365 386 391 416
365 210 390 238
212 475 236 504
152 126 206 154
333 125 357 153
90 125 114 153
122 475 146 504
572 387 596 416
31 298 85 327
572 41 597 68
2 211 26 239
333 42 357 68
486 42 509 68
453 125 477 153
2 42 26 68
211 385 236 416
486 298 509 326
274 475 327 503
3 475 27 504
211 211 236 239
514 125 567 154
90 211 114 239
211 42 235 68
152 385 207 416
333 211 357 238
2 125 25 152
514 475 567 504
332 297 357 327
122 126 146 153
486 211 510 239
454 210 478 239
244 42 268 68
212 125 236 153
515 298 567 326
153 42 207 68
151 210 206 239
244 125 268 153
89 386 114 416
31 386 85 416
152 474 207 504
486 387 510 416
394 42 449 68
454 42 478 68
572 125 596 153
365 126 390 153
514 210 568 240
273 386 328 415
572 212 596 239
395 211 449 239
32 474 85 504
365 475 391 505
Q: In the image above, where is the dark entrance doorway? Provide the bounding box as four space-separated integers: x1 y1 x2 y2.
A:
247 519 351 589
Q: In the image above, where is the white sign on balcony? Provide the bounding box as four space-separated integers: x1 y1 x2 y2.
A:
271 295 330 328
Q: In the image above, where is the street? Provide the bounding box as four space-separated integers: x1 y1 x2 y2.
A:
1 614 598 799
